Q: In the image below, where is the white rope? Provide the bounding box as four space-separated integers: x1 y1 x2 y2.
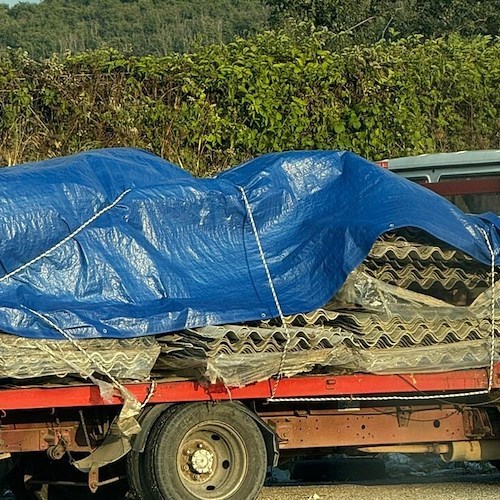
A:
0 189 131 283
30 309 143 438
30 310 142 429
270 229 498 404
269 390 492 403
479 227 497 392
29 309 127 391
238 186 291 400
141 379 157 408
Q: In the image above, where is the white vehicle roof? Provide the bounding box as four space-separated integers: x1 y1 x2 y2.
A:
386 150 500 183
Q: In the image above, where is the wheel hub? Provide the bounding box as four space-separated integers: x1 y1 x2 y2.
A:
176 420 252 498
190 448 214 474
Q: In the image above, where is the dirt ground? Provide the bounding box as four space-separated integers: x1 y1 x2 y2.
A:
2 455 499 499
259 456 500 500
259 480 500 500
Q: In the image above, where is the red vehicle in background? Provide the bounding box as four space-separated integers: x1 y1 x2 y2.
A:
385 149 500 214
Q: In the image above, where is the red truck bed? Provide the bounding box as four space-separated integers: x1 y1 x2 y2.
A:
2 363 499 411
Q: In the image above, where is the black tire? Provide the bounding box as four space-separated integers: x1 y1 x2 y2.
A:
127 405 178 500
126 449 155 500
143 403 267 500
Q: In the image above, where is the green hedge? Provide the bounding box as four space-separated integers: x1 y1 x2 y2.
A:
0 32 498 174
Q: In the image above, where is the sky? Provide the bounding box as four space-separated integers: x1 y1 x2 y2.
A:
4 0 40 6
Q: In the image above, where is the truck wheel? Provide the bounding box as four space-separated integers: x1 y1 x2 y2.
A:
127 405 178 499
126 449 155 499
143 403 267 500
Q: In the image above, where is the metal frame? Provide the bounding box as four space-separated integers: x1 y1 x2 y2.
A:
259 406 494 449
0 364 498 411
0 421 91 454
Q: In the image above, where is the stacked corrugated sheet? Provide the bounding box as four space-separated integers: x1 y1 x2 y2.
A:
2 228 495 386
155 229 498 386
0 335 160 380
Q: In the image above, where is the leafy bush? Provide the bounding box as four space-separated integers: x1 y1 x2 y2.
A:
0 33 498 173
265 1 500 44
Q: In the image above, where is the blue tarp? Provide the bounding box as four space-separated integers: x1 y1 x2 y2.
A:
0 148 498 340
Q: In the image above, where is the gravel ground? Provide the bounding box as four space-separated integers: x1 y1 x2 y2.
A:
259 457 500 500
2 456 499 499
259 480 500 500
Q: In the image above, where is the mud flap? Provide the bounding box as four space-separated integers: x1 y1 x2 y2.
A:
72 422 131 473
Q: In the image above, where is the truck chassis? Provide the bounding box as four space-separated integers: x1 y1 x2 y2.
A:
1 364 499 499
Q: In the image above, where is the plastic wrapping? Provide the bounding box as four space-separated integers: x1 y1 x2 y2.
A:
156 332 497 387
154 229 499 387
0 334 160 380
202 339 497 386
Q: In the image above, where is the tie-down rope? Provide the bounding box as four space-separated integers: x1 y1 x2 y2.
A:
0 190 151 432
239 188 498 404
238 186 291 400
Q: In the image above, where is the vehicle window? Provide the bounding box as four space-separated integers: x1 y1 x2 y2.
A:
444 193 500 214
419 175 500 214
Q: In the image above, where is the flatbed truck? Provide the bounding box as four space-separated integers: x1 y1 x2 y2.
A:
1 150 499 499
1 363 500 499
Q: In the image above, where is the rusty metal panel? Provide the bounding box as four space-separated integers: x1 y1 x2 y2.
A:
0 422 90 453
262 407 481 450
